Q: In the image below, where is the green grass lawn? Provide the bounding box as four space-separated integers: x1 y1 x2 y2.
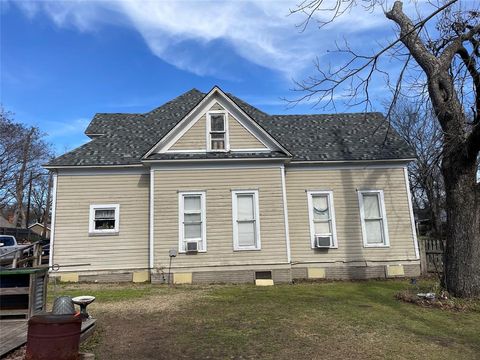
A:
51 280 480 360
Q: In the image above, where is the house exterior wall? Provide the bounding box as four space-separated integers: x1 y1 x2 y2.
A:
170 102 267 151
152 166 289 270
50 164 420 283
52 171 150 272
285 166 418 265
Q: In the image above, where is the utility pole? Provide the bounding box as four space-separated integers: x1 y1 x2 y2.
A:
42 173 53 239
26 171 33 234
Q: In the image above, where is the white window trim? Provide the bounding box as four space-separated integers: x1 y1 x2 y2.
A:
306 191 338 249
232 190 261 251
206 110 229 152
89 204 120 235
357 190 390 248
178 191 207 253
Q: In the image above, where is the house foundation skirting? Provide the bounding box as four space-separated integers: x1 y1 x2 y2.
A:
50 261 420 284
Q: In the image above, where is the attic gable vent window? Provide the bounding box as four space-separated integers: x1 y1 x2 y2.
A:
207 111 228 151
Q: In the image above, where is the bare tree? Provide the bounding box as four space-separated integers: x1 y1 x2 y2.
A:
390 100 444 236
30 174 51 224
0 108 53 228
291 0 480 297
0 108 24 206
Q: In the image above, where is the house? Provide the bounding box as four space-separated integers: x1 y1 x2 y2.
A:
0 216 14 229
28 223 51 239
45 86 419 283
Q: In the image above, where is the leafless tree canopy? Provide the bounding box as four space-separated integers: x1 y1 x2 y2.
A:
0 108 53 227
290 0 479 120
390 99 444 235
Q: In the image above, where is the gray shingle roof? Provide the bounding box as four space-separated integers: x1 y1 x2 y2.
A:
260 113 415 161
47 89 415 167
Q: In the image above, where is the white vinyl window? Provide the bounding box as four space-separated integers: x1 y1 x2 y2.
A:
207 111 228 151
89 204 120 235
232 190 261 250
179 192 206 252
358 190 390 247
307 191 337 248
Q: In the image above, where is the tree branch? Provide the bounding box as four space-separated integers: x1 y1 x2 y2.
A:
385 0 442 74
439 24 480 68
456 45 480 123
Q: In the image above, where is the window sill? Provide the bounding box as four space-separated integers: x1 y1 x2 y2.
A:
311 246 338 250
88 231 119 237
178 250 207 254
233 247 261 252
363 244 390 248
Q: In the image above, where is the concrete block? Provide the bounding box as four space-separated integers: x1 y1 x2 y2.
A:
307 267 326 279
173 272 192 284
386 264 405 277
132 271 150 283
60 273 79 283
255 279 274 286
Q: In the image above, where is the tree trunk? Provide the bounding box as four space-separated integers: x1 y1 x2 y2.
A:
442 149 480 297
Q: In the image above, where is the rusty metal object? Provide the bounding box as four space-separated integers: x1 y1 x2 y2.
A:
25 314 82 360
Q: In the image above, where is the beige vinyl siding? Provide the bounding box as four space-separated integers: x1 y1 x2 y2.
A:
286 167 416 263
170 102 267 151
170 115 206 150
229 114 267 150
53 173 150 271
153 167 288 268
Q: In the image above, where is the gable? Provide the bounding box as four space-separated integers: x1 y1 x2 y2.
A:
143 86 288 157
170 111 207 150
229 112 267 150
170 102 267 152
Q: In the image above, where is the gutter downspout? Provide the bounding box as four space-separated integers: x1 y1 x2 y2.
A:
280 165 291 263
404 166 420 259
149 168 155 270
48 172 58 269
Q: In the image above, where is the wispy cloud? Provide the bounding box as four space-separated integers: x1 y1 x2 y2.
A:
44 117 90 138
11 0 393 79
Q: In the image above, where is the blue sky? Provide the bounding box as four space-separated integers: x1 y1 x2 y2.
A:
1 0 410 155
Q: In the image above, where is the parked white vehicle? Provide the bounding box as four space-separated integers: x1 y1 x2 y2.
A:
0 235 29 265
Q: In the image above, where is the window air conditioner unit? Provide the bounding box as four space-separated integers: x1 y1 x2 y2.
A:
186 241 198 253
315 235 332 248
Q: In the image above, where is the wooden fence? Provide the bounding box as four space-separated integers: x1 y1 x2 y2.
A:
419 237 444 274
0 228 47 243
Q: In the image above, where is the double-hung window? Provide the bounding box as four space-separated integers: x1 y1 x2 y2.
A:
232 190 261 250
179 192 206 252
358 190 389 247
307 191 337 248
89 204 120 235
207 112 228 151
